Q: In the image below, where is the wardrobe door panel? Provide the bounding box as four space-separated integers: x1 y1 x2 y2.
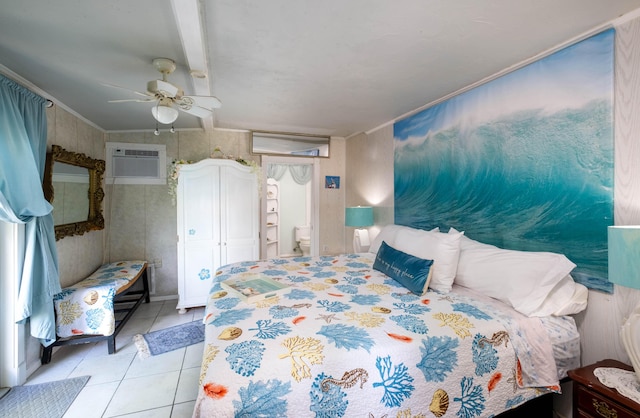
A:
177 164 221 312
221 166 259 264
181 243 220 308
182 168 220 243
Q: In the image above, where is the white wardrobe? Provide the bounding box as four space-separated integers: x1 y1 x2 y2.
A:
176 159 259 313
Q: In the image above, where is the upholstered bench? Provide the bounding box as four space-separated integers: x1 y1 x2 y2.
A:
41 260 150 364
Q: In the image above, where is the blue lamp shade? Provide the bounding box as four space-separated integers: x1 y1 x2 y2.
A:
345 206 374 227
608 225 640 290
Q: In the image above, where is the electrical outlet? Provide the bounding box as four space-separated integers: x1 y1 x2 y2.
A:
154 258 162 268
323 245 329 252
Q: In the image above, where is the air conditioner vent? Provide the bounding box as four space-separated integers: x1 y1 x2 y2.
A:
120 149 159 157
106 142 166 185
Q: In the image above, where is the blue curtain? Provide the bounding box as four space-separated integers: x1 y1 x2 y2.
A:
0 74 60 346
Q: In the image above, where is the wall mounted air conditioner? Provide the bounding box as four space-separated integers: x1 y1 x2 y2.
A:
105 142 166 185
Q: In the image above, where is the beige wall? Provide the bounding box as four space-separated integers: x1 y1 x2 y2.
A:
344 127 394 251
579 16 640 365
46 106 105 288
344 17 640 368
319 137 346 255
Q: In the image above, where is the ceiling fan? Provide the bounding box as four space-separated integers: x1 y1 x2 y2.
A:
105 58 221 127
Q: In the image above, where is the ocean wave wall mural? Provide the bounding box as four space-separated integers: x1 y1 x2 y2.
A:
394 29 614 292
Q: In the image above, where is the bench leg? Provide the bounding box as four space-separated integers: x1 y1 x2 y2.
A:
108 336 116 354
142 269 151 303
41 345 53 365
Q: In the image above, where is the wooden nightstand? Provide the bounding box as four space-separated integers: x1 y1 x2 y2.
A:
568 359 640 418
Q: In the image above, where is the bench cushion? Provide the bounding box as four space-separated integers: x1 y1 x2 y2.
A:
53 261 147 338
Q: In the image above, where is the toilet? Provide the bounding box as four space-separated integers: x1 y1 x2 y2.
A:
295 225 311 256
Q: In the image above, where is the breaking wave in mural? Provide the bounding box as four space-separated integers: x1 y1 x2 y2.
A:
394 100 613 290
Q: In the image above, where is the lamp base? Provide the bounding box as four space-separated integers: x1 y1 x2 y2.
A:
353 229 370 253
621 303 640 383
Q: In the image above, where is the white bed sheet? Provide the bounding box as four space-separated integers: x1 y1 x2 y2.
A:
539 315 581 379
453 284 580 381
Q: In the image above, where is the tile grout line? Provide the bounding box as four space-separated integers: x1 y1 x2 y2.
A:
100 300 164 418
100 352 138 418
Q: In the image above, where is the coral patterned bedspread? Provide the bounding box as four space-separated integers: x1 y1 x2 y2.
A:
194 253 560 418
54 261 147 338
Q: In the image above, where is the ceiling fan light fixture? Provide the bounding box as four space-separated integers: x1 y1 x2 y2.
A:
152 103 179 124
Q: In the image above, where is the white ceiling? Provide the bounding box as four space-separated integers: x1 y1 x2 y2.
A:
1 0 639 138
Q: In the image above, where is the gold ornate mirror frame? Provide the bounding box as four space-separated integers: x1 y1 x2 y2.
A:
43 144 105 240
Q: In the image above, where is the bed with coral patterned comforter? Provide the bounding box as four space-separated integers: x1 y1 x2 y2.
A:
193 253 562 417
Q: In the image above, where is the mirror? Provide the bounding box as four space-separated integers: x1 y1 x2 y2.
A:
251 131 330 157
43 145 105 240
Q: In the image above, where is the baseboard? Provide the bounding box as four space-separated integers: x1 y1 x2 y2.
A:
149 294 179 302
25 361 40 381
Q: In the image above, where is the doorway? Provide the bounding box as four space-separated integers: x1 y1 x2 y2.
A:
0 221 27 387
261 156 319 259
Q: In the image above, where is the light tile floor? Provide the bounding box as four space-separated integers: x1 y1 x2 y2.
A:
25 300 204 418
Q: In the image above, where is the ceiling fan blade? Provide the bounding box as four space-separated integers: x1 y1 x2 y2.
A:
177 103 213 118
108 98 156 103
184 95 222 109
148 79 180 98
101 82 152 98
175 95 221 118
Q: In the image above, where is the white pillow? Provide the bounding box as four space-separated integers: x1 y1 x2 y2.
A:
549 280 588 316
526 274 582 316
369 224 439 254
450 228 577 316
394 227 463 293
450 227 496 252
369 225 409 254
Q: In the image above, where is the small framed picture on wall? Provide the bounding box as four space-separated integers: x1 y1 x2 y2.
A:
325 176 340 189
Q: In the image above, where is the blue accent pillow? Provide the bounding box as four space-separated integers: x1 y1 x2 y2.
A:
373 241 434 295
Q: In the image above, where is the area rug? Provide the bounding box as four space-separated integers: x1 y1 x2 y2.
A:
0 375 90 418
133 320 205 358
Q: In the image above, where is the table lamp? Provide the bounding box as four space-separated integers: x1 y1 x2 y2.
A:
608 225 640 382
345 206 374 253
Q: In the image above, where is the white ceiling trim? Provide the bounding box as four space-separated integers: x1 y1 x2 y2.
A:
170 0 214 131
613 5 640 24
0 64 105 133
